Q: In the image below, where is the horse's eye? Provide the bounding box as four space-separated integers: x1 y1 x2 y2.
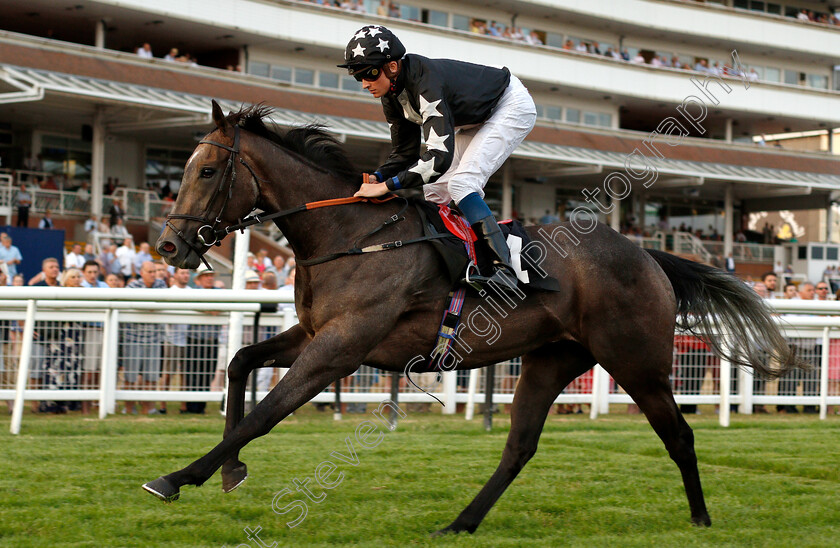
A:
200 167 215 178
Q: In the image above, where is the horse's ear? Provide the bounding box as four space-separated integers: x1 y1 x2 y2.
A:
211 100 229 131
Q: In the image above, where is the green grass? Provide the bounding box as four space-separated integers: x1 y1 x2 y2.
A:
1 407 839 547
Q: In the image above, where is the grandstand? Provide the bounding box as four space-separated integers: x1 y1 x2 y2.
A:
0 0 838 279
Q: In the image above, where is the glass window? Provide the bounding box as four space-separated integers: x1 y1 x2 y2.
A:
341 74 362 93
545 32 564 48
320 72 339 89
583 111 599 126
764 67 780 82
750 1 765 12
767 3 781 15
783 70 800 85
452 14 470 31
807 74 828 89
400 5 420 21
426 9 448 27
598 113 612 127
566 108 580 124
545 106 562 120
271 66 292 83
828 247 839 261
798 246 807 260
248 61 269 77
145 148 191 193
294 68 315 86
534 104 544 118
733 0 749 8
812 246 824 260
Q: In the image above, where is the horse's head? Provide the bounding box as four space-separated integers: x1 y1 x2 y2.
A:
156 100 260 269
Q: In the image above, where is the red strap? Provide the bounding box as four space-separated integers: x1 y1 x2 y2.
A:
304 194 396 211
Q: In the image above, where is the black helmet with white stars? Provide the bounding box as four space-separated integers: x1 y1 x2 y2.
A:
337 25 405 76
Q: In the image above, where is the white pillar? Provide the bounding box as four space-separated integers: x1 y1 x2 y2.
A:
95 20 106 49
441 371 456 414
501 163 513 220
11 300 37 434
610 199 621 232
91 107 106 220
724 118 733 143
223 229 251 414
826 203 834 243
820 327 830 420
465 368 479 420
723 184 734 258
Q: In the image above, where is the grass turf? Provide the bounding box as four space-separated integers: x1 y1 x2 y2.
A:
1 406 838 547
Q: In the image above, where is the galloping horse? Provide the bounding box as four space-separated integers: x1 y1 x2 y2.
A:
144 101 798 534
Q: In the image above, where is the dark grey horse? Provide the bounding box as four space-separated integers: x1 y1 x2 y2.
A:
145 101 799 534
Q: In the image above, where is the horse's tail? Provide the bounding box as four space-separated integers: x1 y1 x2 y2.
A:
645 249 802 378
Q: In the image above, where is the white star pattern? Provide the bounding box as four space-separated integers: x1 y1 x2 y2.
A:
351 43 365 58
409 157 440 183
424 127 450 153
376 38 390 53
354 29 367 41
419 95 443 122
367 26 382 37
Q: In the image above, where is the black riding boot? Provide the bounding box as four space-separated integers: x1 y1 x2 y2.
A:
470 216 519 290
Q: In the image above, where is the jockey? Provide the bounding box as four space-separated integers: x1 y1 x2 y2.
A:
339 25 536 289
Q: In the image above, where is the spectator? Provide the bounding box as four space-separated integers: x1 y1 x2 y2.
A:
111 217 130 240
84 214 98 235
780 282 819 414
816 282 830 300
631 52 645 64
376 0 387 17
725 253 735 274
538 209 559 224
81 260 108 288
761 272 778 298
161 267 191 414
136 43 153 58
109 200 125 228
83 244 96 264
30 257 61 287
155 261 171 286
270 255 287 277
620 48 630 61
388 2 400 18
185 264 220 414
164 48 179 62
40 268 84 414
256 249 271 273
244 270 261 289
99 244 121 278
134 242 154 273
14 184 32 227
782 282 797 299
116 238 137 280
105 273 123 288
0 233 23 281
38 210 54 229
75 181 90 209
526 30 543 46
65 243 85 269
80 261 107 415
261 271 279 290
797 9 810 21
124 261 167 415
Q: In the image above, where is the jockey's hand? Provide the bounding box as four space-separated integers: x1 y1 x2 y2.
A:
354 181 390 198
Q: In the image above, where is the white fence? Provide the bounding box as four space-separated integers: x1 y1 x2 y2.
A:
2 288 839 434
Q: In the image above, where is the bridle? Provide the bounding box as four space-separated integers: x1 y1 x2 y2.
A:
165 125 260 269
164 123 454 268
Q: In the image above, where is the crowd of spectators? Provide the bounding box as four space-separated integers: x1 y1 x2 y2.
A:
0 237 297 416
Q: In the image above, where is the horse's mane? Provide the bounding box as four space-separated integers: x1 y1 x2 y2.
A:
226 104 360 182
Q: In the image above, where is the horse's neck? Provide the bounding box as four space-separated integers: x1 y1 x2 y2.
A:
250 140 361 260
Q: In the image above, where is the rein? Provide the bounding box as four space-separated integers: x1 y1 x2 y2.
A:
166 125 454 267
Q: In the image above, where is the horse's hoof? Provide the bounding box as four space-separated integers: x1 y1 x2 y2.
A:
691 515 712 527
222 464 248 493
142 477 180 503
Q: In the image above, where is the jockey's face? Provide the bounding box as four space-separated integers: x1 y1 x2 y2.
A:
362 69 391 98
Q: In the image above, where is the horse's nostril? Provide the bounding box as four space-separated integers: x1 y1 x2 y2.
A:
161 241 176 254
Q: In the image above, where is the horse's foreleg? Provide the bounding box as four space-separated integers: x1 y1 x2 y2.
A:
221 324 311 492
435 342 594 535
143 323 379 502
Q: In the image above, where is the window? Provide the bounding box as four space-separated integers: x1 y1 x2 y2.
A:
783 70 801 85
807 74 828 89
341 74 362 93
566 109 580 124
598 113 612 127
828 247 839 261
320 73 339 89
400 5 420 21
270 66 292 83
294 68 315 86
733 0 748 8
248 61 269 78
764 67 780 82
452 14 470 31
425 9 448 27
812 246 824 260
545 106 562 120
41 135 92 183
534 105 544 118
545 32 564 48
798 246 807 260
767 3 781 15
749 1 765 12
583 111 599 126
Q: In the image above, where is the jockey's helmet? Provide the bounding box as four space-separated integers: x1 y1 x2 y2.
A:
337 25 405 81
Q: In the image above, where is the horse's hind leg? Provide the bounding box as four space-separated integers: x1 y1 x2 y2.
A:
220 325 310 492
435 342 595 536
608 366 711 526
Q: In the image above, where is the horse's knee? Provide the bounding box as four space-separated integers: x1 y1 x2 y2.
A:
667 424 697 465
227 348 252 381
501 440 538 473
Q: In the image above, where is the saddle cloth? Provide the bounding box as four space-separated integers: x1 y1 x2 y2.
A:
414 199 561 293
